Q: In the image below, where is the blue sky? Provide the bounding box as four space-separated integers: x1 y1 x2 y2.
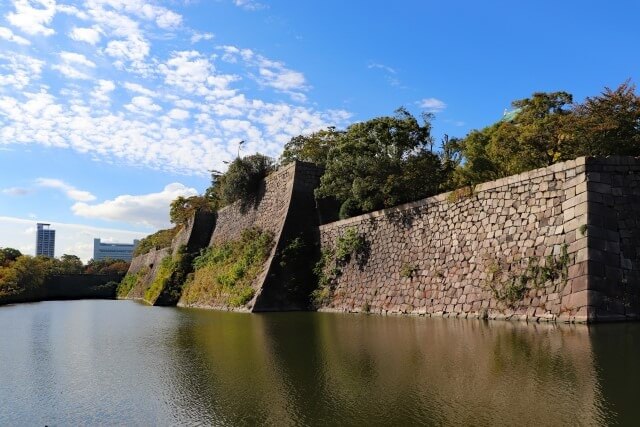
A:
0 0 639 260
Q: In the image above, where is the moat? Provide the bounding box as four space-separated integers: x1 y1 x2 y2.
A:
1 300 638 425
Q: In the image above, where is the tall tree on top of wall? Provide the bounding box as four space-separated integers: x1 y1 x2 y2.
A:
569 81 640 156
315 108 444 218
452 91 575 186
280 127 344 168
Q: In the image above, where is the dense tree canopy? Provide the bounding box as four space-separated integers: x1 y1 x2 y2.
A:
313 108 443 217
170 195 214 227
280 127 343 168
451 82 640 187
0 251 129 299
205 153 275 208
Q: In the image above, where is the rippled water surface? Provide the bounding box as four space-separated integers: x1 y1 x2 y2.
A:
1 300 639 425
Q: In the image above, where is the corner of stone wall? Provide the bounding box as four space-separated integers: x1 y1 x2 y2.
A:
251 161 324 311
559 158 590 323
583 156 640 322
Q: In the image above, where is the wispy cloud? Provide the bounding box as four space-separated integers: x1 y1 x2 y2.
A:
1 187 30 196
367 61 402 87
418 97 447 113
35 178 96 202
233 0 267 11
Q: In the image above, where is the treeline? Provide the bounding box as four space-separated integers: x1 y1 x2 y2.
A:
0 248 129 299
139 81 640 253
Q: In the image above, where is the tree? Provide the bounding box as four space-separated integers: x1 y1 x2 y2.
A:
453 91 575 184
205 153 275 207
0 248 22 266
315 108 443 216
58 254 83 275
170 195 214 227
280 127 343 167
570 81 640 156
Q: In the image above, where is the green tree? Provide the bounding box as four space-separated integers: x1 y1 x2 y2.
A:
315 108 443 216
454 91 575 184
169 195 214 226
280 127 343 167
58 254 83 275
570 81 640 156
206 153 275 207
0 248 22 266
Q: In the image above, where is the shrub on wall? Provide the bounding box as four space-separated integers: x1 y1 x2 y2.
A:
116 266 149 298
133 227 180 257
181 228 274 308
312 227 367 307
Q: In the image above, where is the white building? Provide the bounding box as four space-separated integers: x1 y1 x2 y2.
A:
93 238 140 262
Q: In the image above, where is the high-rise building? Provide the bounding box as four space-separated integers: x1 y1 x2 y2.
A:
36 223 55 257
93 238 140 262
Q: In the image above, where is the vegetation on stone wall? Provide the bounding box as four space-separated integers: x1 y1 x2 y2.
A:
133 227 180 256
141 246 194 305
484 244 570 307
144 255 173 304
117 266 149 298
169 196 214 227
312 227 367 306
205 154 275 209
181 228 273 308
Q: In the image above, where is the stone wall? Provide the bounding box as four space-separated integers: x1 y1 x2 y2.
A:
177 161 324 311
585 157 640 320
124 247 171 300
318 158 591 322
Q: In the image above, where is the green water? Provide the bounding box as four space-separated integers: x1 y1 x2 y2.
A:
0 300 638 426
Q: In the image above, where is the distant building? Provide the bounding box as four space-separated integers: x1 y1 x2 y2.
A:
93 238 140 262
36 223 55 257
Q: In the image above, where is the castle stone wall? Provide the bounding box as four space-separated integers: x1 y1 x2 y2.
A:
318 158 590 322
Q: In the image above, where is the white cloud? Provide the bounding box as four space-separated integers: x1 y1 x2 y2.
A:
0 26 30 45
190 32 214 43
71 183 198 228
367 62 396 74
124 95 161 114
1 187 31 196
36 178 96 202
418 97 447 113
155 9 182 29
6 0 56 36
0 52 44 89
218 45 308 98
159 50 212 93
0 2 352 176
233 0 266 11
167 108 189 120
91 79 116 104
69 26 102 45
104 35 149 63
52 51 96 80
123 81 157 97
60 51 96 68
0 216 146 262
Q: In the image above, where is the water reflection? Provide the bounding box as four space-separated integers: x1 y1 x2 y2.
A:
0 301 635 425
